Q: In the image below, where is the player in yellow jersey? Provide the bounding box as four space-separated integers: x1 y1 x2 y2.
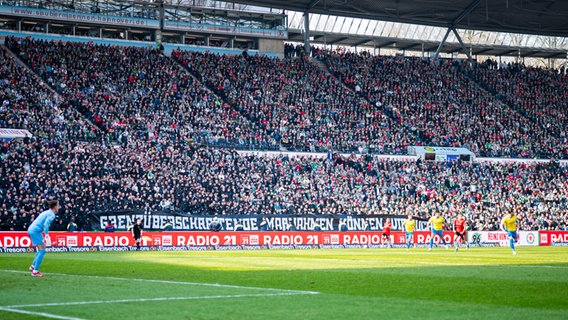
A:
426 212 449 251
402 214 416 250
500 209 518 255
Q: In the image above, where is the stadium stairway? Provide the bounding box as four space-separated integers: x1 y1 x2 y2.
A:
1 43 58 96
168 50 217 101
315 54 426 146
462 68 560 144
1 42 104 139
170 51 283 151
310 56 333 76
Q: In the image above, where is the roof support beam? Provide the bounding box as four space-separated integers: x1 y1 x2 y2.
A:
303 11 311 56
352 39 370 47
473 48 492 55
381 41 396 48
451 0 481 26
521 51 539 57
400 44 419 51
498 49 517 56
452 27 473 64
306 0 321 10
302 0 323 56
433 27 451 59
332 37 349 44
434 0 480 60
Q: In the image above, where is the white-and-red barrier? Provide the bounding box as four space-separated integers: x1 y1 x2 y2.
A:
540 231 568 246
0 230 566 252
467 231 540 246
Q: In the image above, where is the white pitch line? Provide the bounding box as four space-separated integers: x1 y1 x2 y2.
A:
407 261 568 268
0 307 86 320
1 269 319 295
483 264 568 269
0 269 318 320
2 292 307 309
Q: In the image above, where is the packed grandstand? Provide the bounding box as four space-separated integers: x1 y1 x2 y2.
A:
1 37 567 233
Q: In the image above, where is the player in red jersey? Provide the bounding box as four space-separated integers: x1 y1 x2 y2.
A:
453 213 469 252
382 218 392 248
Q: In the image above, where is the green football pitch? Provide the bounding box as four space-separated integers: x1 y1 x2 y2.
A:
1 247 567 320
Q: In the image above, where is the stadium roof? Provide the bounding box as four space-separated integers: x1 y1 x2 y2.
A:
286 30 567 59
233 0 568 37
230 0 568 38
229 0 568 59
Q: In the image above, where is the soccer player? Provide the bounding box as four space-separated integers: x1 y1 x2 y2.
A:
402 214 416 250
427 212 449 251
500 209 518 255
132 218 143 251
453 213 469 252
382 218 392 248
27 199 60 277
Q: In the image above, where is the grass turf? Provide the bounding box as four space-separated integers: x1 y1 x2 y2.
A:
0 246 567 320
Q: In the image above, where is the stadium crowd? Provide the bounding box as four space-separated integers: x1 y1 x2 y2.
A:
0 45 99 142
172 49 412 154
319 49 567 159
1 136 567 232
0 37 567 232
467 59 568 156
5 36 271 150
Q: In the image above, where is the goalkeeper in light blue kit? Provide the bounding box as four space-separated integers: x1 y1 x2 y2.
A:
27 199 60 277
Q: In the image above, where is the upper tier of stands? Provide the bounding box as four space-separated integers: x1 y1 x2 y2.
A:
319 49 567 159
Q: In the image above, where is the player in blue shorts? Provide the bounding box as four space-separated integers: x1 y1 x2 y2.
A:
500 209 519 255
27 199 60 277
426 212 449 251
402 214 416 250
